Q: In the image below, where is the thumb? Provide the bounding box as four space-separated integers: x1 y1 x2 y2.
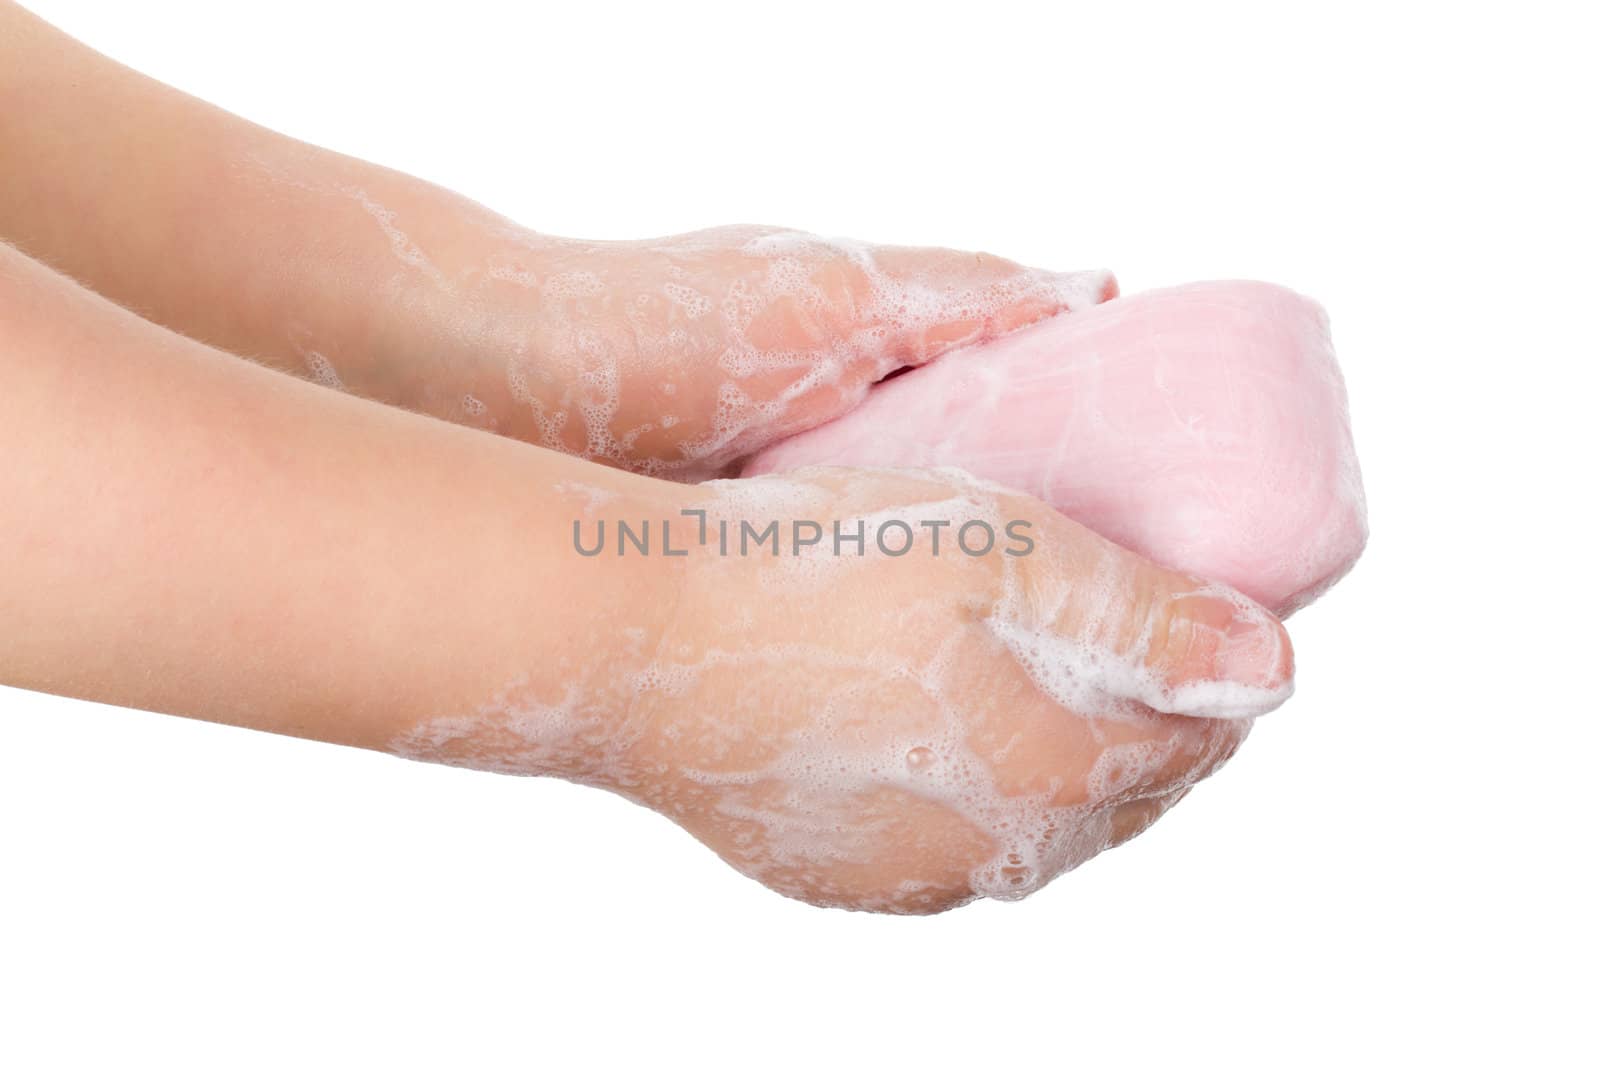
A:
863 243 1117 368
1140 581 1295 719
997 524 1294 721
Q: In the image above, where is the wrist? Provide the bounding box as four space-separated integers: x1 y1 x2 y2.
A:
384 460 704 786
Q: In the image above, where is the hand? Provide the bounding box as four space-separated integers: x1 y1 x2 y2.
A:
361 222 1115 480
394 467 1292 913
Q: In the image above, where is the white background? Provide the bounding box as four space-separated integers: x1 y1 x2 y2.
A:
3 1 1595 1062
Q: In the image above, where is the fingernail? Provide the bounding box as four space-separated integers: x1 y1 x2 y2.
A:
1093 270 1119 302
1220 607 1293 688
1167 604 1294 719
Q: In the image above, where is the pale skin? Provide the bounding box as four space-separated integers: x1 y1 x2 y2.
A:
0 3 1292 911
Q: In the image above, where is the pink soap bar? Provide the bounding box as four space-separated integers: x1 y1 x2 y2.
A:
743 281 1367 615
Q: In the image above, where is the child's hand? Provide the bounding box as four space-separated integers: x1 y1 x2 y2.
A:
377 224 1114 480
395 467 1291 913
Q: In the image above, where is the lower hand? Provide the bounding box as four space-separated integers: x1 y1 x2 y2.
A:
395 467 1292 912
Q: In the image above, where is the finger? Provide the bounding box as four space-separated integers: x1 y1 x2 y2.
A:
998 518 1295 721
864 244 1117 368
660 232 1115 477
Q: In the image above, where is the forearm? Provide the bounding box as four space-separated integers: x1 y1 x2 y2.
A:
0 238 689 754
0 2 529 408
